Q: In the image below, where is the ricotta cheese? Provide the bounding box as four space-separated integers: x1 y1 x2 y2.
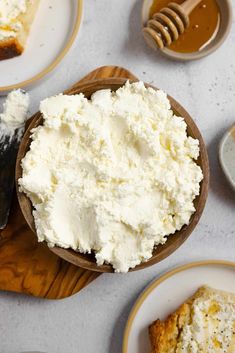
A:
0 0 28 40
176 290 235 352
0 89 29 144
19 81 203 272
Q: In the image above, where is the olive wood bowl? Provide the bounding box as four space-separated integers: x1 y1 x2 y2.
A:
16 78 209 273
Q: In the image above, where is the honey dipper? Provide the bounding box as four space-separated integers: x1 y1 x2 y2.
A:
143 0 202 50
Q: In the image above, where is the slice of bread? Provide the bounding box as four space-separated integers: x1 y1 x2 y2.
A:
0 0 40 61
149 286 235 353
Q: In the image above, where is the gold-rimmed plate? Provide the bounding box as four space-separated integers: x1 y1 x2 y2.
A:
123 260 235 353
0 0 83 95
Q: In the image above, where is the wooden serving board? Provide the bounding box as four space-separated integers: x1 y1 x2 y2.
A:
0 66 138 299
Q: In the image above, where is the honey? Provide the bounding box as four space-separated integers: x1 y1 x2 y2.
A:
149 0 221 53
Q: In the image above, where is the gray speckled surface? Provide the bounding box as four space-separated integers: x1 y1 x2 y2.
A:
0 1 235 352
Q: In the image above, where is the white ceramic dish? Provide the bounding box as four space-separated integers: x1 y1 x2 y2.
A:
0 0 83 95
219 124 235 191
123 260 235 353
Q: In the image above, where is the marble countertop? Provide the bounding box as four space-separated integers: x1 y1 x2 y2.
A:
0 1 235 352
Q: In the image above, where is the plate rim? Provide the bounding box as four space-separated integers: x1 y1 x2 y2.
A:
122 259 235 353
0 0 83 93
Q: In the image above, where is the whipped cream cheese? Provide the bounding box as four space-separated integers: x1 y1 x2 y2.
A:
0 0 28 40
19 81 203 272
177 290 235 352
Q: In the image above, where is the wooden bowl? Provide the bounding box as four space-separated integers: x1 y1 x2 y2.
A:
16 78 209 273
142 0 233 61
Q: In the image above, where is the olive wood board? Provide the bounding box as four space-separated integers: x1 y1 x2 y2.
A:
0 66 138 299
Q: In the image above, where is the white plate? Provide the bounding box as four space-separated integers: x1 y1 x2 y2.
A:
123 260 235 353
0 0 83 95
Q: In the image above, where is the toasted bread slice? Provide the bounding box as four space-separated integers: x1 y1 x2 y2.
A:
149 286 235 353
0 0 40 60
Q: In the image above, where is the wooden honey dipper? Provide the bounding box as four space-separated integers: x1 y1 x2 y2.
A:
143 0 202 50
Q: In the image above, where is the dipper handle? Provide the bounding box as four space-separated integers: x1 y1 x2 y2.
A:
181 0 203 15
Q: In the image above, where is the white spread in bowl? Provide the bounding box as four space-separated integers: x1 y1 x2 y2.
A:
19 81 203 272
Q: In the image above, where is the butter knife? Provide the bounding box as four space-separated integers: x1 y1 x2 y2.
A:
0 127 24 229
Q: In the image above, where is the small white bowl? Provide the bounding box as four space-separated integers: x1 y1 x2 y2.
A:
142 0 233 61
219 124 235 191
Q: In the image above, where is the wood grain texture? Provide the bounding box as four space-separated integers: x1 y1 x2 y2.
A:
16 74 209 273
0 66 137 298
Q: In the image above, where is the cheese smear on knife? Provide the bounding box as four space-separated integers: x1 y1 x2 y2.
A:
19 81 203 272
0 89 29 144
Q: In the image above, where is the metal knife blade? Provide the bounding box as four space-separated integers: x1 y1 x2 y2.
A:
0 129 22 229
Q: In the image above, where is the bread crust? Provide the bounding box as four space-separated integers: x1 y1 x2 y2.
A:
148 286 235 353
0 38 23 61
0 0 40 61
149 302 191 353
